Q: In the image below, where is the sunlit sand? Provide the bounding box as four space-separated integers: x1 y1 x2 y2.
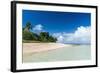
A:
23 44 91 62
23 43 71 54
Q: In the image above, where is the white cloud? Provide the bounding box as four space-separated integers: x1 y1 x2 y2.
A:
53 26 91 44
33 24 43 33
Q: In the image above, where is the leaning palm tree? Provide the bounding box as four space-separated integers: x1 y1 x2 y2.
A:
24 22 32 32
23 22 33 40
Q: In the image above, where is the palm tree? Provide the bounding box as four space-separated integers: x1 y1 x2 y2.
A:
23 22 34 40
39 32 49 42
24 22 32 32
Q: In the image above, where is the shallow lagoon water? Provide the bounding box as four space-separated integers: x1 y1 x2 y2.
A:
23 45 91 63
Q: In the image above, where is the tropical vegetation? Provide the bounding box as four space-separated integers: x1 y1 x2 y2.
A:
23 22 57 42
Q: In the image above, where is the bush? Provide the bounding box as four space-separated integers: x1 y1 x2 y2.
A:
23 31 33 40
39 32 57 42
23 31 57 42
23 31 39 40
48 36 57 42
39 32 49 42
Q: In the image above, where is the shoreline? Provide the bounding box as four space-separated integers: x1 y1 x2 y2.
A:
23 43 72 54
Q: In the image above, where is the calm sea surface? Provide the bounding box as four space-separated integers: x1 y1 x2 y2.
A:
23 45 91 63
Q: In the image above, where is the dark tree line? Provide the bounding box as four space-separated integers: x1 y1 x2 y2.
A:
23 22 57 42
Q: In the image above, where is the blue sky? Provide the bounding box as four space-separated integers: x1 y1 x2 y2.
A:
22 10 91 44
22 10 91 33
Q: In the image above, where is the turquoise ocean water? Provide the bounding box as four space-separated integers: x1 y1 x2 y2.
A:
23 45 91 63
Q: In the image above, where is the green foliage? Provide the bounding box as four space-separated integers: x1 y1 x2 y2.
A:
39 32 49 42
32 33 40 40
23 22 57 42
39 32 57 42
23 31 33 40
24 22 32 32
23 30 40 40
48 36 57 42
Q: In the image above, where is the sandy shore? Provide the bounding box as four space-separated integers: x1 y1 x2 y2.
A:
23 43 71 54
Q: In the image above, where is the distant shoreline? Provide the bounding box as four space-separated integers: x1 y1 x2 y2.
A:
62 43 90 45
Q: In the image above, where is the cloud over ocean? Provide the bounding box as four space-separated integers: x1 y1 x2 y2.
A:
52 26 91 44
32 24 91 44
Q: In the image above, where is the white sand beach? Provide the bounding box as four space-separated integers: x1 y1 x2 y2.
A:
23 43 71 54
23 44 91 62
